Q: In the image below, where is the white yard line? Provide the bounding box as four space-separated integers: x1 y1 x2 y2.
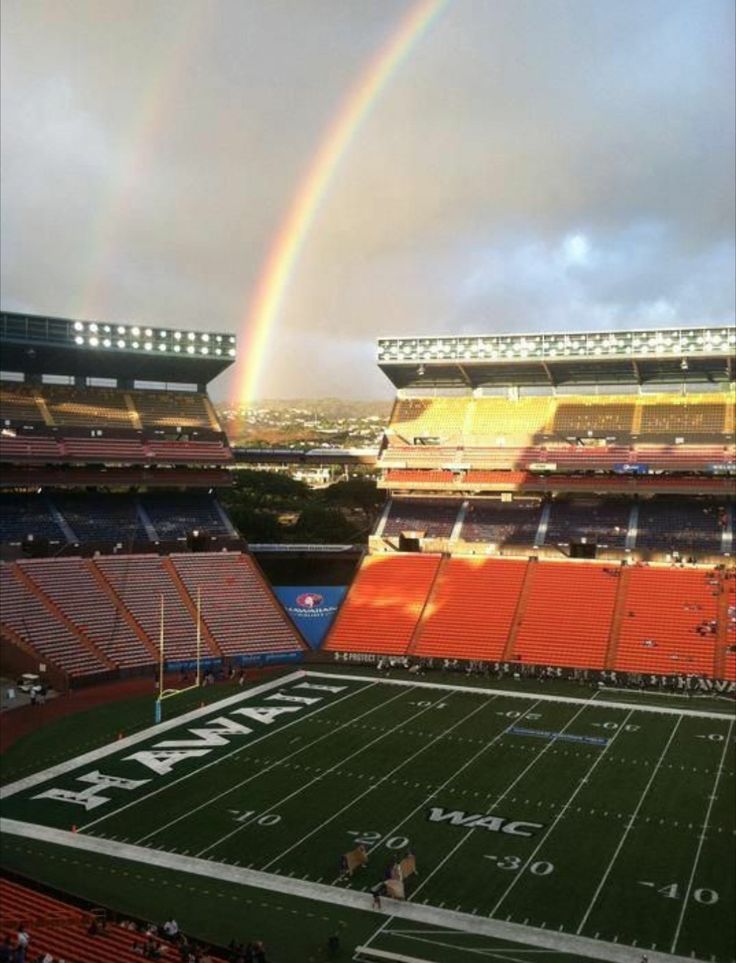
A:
0 669 306 799
409 694 606 905
669 718 735 955
81 679 376 831
489 710 635 918
0 817 702 963
136 681 412 844
258 694 496 873
198 687 447 859
342 701 545 885
576 714 683 934
308 671 736 720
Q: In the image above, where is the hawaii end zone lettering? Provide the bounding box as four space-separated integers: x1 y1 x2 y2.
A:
31 681 346 811
427 806 544 837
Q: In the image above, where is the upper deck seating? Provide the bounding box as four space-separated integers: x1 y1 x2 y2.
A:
465 396 552 444
132 390 218 429
545 498 630 549
171 552 304 658
382 497 461 538
142 492 232 540
326 553 441 655
412 557 528 661
614 567 720 676
19 558 153 668
95 554 217 661
511 561 619 669
636 499 727 554
0 384 44 424
638 399 727 439
390 397 467 441
43 385 135 428
0 493 68 544
53 493 147 544
551 400 635 438
461 499 542 546
0 564 107 676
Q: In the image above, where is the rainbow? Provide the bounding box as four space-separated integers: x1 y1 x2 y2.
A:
232 0 449 405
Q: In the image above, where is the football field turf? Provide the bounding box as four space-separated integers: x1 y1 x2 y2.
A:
2 670 734 962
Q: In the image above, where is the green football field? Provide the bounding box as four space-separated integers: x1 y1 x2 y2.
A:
1 670 734 963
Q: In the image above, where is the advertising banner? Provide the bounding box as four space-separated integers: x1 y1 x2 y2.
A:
274 586 347 648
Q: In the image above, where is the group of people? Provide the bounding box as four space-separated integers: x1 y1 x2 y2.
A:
0 924 30 963
118 915 215 962
226 940 268 962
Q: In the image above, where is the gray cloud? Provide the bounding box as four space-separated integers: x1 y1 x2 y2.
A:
1 0 733 401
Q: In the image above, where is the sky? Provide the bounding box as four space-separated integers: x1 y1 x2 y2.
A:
1 0 734 403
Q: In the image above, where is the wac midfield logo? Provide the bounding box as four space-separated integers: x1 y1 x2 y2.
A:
427 806 544 837
296 593 324 609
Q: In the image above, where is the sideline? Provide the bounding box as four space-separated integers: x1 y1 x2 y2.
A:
0 818 707 963
309 672 736 720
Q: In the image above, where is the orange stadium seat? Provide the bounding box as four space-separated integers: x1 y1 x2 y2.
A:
326 553 442 655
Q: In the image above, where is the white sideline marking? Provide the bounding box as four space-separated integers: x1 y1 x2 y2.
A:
214 688 448 863
409 696 602 904
490 711 636 918
0 670 306 800
309 672 736 720
670 718 734 954
136 682 407 844
577 715 683 933
0 819 699 963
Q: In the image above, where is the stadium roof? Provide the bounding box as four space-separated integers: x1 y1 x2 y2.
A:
377 326 735 389
1 311 236 384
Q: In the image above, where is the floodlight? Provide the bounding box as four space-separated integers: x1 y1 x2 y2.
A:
174 331 182 339
132 340 140 349
145 328 153 337
74 321 83 331
228 348 236 357
229 336 235 343
89 336 99 347
131 326 140 336
215 348 222 356
144 342 153 351
117 326 126 334
215 335 222 342
103 325 111 333
89 323 98 333
188 332 196 341
117 339 125 348
160 330 167 338
174 345 181 353
201 347 209 355
103 338 111 348
202 333 210 342
158 344 167 351
74 335 84 345
187 345 195 354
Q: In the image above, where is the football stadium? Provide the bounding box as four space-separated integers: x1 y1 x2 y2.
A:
0 311 734 963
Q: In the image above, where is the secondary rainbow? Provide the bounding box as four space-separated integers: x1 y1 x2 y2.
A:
232 0 449 405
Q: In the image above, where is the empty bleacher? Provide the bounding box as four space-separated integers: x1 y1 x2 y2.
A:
95 554 218 662
0 564 108 676
0 493 68 545
53 493 146 544
460 499 542 547
142 492 232 540
382 497 461 538
132 389 219 429
326 553 442 655
510 561 620 669
411 557 529 661
0 383 44 424
545 498 630 549
43 385 135 428
19 557 154 669
636 499 727 554
171 552 305 659
614 567 720 676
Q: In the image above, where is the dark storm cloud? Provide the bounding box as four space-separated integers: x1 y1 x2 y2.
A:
1 0 733 400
